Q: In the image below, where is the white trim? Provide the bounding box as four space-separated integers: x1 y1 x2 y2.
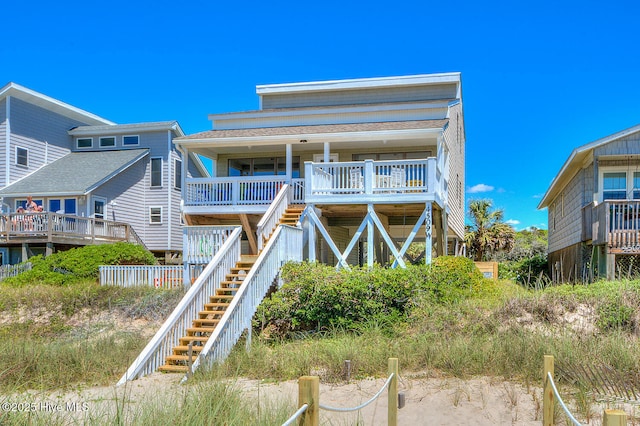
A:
122 135 140 146
149 206 163 224
150 156 163 187
15 146 28 167
68 121 185 137
256 73 461 95
167 130 173 250
5 96 10 185
76 137 93 149
0 82 114 126
99 136 116 147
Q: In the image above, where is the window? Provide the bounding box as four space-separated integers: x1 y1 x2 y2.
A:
149 207 162 224
634 172 640 199
93 198 106 219
151 158 162 187
603 172 627 200
47 198 76 214
123 135 139 146
16 147 28 166
77 138 93 149
64 199 77 215
16 198 43 211
352 151 432 161
99 136 116 147
228 156 300 177
174 159 182 189
49 199 61 213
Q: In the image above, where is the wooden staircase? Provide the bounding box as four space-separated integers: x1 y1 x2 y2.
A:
157 206 304 374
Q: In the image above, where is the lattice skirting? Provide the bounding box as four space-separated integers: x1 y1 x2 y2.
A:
615 254 640 280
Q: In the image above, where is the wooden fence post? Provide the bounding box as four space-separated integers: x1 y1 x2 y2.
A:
543 355 554 426
388 358 398 426
603 409 627 426
298 376 319 426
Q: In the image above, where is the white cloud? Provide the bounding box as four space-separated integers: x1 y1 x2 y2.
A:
505 219 520 226
467 183 495 193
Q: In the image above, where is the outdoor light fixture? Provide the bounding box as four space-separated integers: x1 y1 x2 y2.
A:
299 139 308 143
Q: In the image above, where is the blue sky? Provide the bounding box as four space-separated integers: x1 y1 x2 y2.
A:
3 0 640 230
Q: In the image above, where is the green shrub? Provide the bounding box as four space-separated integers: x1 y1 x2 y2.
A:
255 257 493 339
499 254 548 286
2 243 156 287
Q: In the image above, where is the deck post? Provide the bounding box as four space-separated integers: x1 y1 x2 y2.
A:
367 208 374 267
425 203 432 264
606 252 616 281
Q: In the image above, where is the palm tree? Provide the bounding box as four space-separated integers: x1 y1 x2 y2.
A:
465 199 516 261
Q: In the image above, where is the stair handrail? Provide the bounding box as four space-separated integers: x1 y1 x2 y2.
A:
117 226 243 385
256 184 291 251
184 224 303 381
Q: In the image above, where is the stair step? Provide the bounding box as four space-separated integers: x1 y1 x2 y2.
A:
219 280 242 287
225 273 246 280
193 318 221 326
166 354 197 363
180 336 209 344
187 326 216 335
158 364 189 373
173 345 204 354
198 310 225 318
203 302 229 309
209 295 234 302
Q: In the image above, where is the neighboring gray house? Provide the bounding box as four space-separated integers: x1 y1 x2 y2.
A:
539 124 640 281
0 82 207 264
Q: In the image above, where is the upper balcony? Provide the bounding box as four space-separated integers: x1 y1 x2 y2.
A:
589 200 640 252
183 158 445 214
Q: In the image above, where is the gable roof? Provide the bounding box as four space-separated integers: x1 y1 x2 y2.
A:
0 149 149 197
0 82 114 126
538 123 640 209
69 121 185 138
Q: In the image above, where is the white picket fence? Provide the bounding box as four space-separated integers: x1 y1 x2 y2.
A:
0 262 32 281
99 265 184 288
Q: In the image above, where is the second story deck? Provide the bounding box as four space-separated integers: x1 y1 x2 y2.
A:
0 212 142 246
585 200 640 253
183 158 445 214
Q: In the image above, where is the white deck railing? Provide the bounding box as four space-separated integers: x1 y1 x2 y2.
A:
99 265 183 288
256 184 291 251
0 212 135 243
306 159 435 197
117 226 243 385
187 224 303 379
183 226 238 265
185 176 287 206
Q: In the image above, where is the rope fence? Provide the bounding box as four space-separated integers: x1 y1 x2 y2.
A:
282 357 401 426
543 354 628 426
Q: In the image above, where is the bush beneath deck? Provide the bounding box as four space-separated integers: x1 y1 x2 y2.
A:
254 256 495 338
2 242 157 287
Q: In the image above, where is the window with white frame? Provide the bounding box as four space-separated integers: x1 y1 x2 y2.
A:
99 136 116 147
634 172 640 199
603 172 629 200
151 157 162 187
16 147 28 166
123 135 139 146
93 198 106 219
77 138 93 149
149 206 162 224
174 159 182 189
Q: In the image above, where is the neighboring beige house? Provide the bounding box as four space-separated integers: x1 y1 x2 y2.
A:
539 124 640 281
175 72 466 272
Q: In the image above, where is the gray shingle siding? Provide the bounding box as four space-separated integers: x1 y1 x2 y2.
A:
443 102 465 239
594 132 640 157
548 169 586 253
261 84 459 109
